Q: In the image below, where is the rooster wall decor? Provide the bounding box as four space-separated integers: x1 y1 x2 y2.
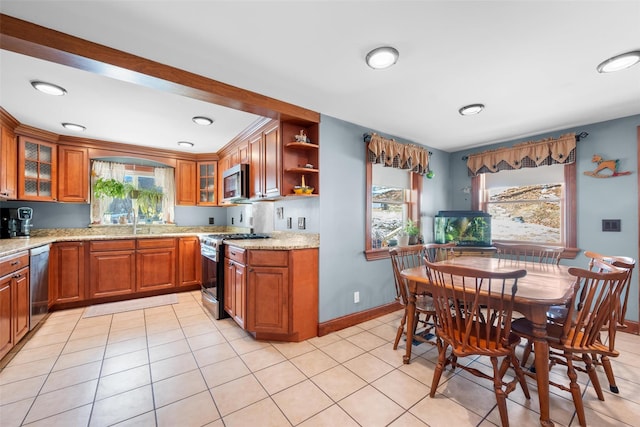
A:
583 154 632 178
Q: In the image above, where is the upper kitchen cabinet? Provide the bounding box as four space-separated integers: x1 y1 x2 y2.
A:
281 121 319 197
250 121 281 200
58 145 89 203
197 162 217 205
17 136 57 201
0 123 17 200
176 160 218 206
175 159 197 205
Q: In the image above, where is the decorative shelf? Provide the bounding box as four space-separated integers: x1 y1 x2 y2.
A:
286 167 319 173
285 142 319 150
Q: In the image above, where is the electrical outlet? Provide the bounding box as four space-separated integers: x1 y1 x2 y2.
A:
240 213 243 222
287 217 292 229
298 217 306 229
354 291 360 304
277 207 284 219
231 217 234 225
208 217 214 225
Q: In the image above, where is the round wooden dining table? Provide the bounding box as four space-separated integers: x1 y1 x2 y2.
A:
401 256 576 427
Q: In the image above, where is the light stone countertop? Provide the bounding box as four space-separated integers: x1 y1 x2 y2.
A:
0 228 319 258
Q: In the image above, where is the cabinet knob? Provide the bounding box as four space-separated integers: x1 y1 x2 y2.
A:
13 274 22 279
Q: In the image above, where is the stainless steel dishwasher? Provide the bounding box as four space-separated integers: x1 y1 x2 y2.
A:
30 244 50 330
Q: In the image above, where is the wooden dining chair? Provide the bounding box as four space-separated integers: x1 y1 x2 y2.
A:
424 242 456 263
511 260 630 427
584 250 636 394
424 259 530 427
389 246 436 357
493 242 565 366
493 242 564 265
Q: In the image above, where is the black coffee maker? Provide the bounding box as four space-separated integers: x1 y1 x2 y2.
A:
0 207 33 238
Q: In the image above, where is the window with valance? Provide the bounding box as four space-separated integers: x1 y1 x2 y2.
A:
466 133 576 176
465 132 579 256
364 132 426 260
366 132 430 175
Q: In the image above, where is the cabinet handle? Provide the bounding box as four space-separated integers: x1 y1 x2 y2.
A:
10 260 20 266
13 274 22 279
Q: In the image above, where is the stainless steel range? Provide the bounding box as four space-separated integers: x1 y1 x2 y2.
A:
200 233 270 319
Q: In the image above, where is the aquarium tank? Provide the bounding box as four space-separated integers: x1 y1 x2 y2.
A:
434 211 491 247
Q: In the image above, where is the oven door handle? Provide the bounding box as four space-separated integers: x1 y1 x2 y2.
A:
201 251 218 262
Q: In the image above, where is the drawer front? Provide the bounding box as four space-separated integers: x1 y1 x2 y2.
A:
226 246 246 264
90 240 136 252
247 250 288 267
137 238 176 249
0 252 29 276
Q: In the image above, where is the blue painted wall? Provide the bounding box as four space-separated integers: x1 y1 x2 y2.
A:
317 115 449 322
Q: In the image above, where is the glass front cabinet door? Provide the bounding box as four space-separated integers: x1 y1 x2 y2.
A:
18 136 57 201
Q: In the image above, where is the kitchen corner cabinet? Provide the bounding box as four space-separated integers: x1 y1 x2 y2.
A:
281 121 320 197
89 240 136 298
226 246 318 342
178 236 201 287
225 246 246 328
58 145 89 203
136 238 176 292
18 136 57 201
0 124 18 199
0 251 30 360
50 241 86 305
175 159 197 205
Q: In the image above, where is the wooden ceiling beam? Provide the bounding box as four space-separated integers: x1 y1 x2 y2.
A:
0 14 320 124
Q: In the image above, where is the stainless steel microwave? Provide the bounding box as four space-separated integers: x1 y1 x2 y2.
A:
222 164 249 202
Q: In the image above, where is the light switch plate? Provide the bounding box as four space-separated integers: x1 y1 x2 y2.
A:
298 217 305 229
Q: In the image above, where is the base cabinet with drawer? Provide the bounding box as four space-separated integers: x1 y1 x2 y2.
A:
225 246 318 342
0 251 30 359
224 246 246 328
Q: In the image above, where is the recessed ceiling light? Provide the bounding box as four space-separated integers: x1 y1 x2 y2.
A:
178 141 194 148
61 122 85 132
365 46 399 69
597 50 640 73
459 104 485 116
192 116 214 126
31 81 67 96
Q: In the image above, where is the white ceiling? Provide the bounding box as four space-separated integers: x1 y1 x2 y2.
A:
1 1 640 155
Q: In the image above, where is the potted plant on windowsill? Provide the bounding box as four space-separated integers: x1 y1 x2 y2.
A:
405 219 421 245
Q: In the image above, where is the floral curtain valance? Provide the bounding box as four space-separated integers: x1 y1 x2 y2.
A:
366 132 430 175
466 132 576 176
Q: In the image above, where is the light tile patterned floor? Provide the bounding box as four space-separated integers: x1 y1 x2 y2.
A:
1 290 639 426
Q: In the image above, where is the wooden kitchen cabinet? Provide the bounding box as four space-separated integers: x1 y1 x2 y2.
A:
136 238 176 292
0 251 30 360
50 241 86 305
197 162 217 205
224 246 246 328
178 236 201 287
0 123 18 199
281 121 320 197
18 136 57 201
175 159 197 205
58 145 89 203
226 246 318 341
89 240 136 298
246 250 289 335
249 122 281 199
